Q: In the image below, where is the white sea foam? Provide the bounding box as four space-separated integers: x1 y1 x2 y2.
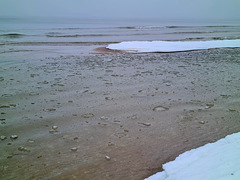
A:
107 40 240 52
145 132 240 180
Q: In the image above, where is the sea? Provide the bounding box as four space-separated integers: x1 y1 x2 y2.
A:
1 17 240 49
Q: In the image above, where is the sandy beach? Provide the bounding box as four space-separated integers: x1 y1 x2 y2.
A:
1 45 240 179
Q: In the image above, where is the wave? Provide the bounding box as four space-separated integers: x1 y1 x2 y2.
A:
53 28 91 30
46 34 110 38
49 25 240 32
166 31 235 35
166 25 239 28
46 33 150 38
172 37 240 41
117 26 170 30
116 25 237 29
5 42 119 46
211 36 240 40
179 37 205 41
47 32 62 34
117 26 137 29
0 33 25 38
168 31 211 34
115 25 240 30
51 26 166 31
117 26 163 29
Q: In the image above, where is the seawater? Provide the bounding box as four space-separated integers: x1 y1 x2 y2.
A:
1 17 240 46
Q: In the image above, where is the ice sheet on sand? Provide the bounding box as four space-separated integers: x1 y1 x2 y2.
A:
145 132 240 180
107 40 240 52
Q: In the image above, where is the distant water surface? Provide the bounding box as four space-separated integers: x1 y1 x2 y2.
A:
1 17 240 46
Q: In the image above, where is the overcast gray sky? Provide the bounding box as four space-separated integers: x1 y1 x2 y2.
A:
0 0 239 20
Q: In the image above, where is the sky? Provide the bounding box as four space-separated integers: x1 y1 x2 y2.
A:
0 0 239 20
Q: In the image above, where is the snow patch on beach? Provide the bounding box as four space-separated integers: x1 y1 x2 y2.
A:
107 40 240 52
145 132 240 180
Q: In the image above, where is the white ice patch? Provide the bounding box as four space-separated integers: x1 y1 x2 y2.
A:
107 40 240 52
145 132 240 180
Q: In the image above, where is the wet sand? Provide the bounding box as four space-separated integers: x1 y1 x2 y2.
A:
1 46 240 180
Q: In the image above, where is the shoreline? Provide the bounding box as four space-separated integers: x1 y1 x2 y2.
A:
1 46 240 179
